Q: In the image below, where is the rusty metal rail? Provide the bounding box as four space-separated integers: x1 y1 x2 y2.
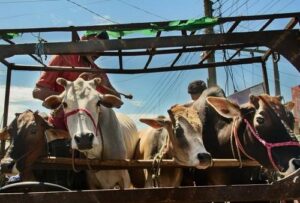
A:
0 168 299 203
28 157 261 171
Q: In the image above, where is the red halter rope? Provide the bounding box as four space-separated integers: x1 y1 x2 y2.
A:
232 97 300 172
64 108 99 137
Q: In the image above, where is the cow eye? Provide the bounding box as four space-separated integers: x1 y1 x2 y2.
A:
31 128 37 134
175 123 184 138
62 102 68 108
96 100 101 107
256 117 264 124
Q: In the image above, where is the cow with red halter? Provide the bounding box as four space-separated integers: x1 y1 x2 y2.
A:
43 76 139 189
169 86 300 185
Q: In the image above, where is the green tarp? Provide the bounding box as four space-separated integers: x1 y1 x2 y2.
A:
0 32 20 40
85 16 219 38
0 17 218 40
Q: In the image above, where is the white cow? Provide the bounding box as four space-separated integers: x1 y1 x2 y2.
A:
43 77 139 189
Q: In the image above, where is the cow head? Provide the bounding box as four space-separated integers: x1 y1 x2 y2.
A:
140 105 212 169
207 95 300 176
0 110 53 180
43 77 123 154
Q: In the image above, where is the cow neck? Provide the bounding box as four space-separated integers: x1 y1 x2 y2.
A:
232 115 300 172
231 117 256 165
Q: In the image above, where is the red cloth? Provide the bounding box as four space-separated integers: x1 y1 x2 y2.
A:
36 55 110 130
36 55 109 94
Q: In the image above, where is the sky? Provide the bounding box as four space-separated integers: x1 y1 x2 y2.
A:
0 0 300 129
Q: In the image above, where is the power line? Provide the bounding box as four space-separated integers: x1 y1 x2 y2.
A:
0 1 112 21
116 0 169 21
66 0 119 24
256 0 280 15
0 0 61 3
274 0 295 13
138 72 176 115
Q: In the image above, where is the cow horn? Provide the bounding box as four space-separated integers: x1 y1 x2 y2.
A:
0 127 9 140
78 72 92 80
56 77 68 87
100 85 133 100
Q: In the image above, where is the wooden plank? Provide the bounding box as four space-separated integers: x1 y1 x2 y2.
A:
0 169 300 203
143 31 161 70
169 30 191 67
263 17 299 61
1 67 11 157
11 57 263 74
261 61 270 94
0 30 296 57
227 20 241 33
0 12 300 34
199 19 241 64
3 38 46 67
0 59 10 66
226 18 274 61
118 37 123 70
81 43 261 56
0 12 298 34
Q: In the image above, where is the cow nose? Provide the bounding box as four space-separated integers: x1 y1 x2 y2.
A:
74 133 94 150
0 157 15 173
197 152 212 163
292 158 300 169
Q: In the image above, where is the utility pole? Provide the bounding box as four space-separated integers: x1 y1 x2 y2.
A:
204 0 217 87
272 52 281 96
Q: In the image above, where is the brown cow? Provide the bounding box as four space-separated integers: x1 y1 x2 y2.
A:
170 86 300 186
132 106 211 187
0 110 86 189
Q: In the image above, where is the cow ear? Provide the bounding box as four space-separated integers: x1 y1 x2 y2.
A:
56 77 68 87
206 97 241 119
0 127 9 140
249 95 260 108
15 113 21 118
45 129 70 143
276 95 283 102
33 111 53 129
285 101 295 111
43 95 63 109
140 118 162 129
139 118 170 129
88 77 102 88
100 94 123 108
93 78 102 87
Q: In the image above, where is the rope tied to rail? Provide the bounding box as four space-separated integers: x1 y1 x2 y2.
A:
151 153 163 187
151 129 170 187
34 33 47 62
230 117 243 168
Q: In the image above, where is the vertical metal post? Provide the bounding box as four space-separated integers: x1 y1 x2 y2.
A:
1 65 12 157
261 61 270 94
204 0 217 87
272 52 281 96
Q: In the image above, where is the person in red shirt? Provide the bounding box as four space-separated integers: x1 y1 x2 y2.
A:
33 31 119 130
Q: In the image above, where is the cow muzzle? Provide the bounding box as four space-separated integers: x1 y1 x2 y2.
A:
196 152 212 169
74 133 95 150
0 157 15 173
292 158 300 169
